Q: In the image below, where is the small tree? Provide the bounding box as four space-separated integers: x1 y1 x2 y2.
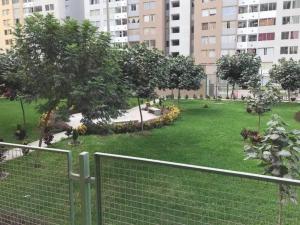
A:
217 53 261 98
166 55 206 103
246 84 281 131
244 115 300 225
0 139 7 179
269 58 300 101
121 44 166 131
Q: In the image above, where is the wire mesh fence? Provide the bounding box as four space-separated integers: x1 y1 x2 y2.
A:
0 143 72 225
95 153 300 225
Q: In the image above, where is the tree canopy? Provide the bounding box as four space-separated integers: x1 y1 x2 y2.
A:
217 53 261 95
269 58 300 99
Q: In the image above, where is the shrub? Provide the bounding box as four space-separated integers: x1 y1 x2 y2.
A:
291 97 296 102
77 124 87 135
185 94 189 100
203 104 209 108
113 106 180 134
15 124 26 140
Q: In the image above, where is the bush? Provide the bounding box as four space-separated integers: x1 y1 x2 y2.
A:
203 104 209 108
185 94 189 100
291 97 296 102
15 124 26 140
113 106 180 134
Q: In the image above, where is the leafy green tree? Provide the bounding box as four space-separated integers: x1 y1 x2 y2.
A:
217 53 261 98
269 58 300 101
246 84 281 131
13 14 127 146
165 55 206 103
121 44 166 131
244 115 300 225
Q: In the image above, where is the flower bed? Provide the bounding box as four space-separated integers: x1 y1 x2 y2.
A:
85 106 181 135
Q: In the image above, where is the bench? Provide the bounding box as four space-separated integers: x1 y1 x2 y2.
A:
148 107 161 116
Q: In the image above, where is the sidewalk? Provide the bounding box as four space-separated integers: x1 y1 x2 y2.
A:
4 105 159 160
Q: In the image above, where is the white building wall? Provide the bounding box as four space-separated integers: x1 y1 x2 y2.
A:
169 0 191 56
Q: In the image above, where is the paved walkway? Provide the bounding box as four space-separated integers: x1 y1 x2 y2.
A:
4 105 159 160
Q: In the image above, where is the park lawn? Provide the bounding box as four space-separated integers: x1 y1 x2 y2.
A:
0 98 41 143
1 100 300 224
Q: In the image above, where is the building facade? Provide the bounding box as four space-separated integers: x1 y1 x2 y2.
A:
0 0 83 51
1 0 300 96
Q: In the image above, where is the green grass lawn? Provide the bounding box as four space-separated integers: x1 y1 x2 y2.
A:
0 99 41 143
1 100 300 224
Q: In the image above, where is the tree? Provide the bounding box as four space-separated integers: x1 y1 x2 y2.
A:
217 53 261 98
121 44 166 131
165 55 206 103
244 115 300 225
13 14 127 148
269 58 300 101
246 83 281 131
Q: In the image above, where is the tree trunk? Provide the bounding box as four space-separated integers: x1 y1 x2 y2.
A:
231 84 235 99
277 184 284 225
258 114 261 132
177 89 181 104
137 97 144 132
226 83 229 99
20 98 26 128
287 89 291 102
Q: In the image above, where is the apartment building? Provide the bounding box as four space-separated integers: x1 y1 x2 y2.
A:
0 0 83 51
194 0 300 96
1 0 299 96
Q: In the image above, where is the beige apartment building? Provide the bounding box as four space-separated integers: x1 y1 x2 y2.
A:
2 0 300 97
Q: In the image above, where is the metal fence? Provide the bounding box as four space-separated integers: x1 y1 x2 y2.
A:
0 142 74 225
95 153 300 225
1 142 300 225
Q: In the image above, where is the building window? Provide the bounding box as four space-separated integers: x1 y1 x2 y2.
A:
249 5 259 12
171 27 180 33
90 9 100 17
257 48 274 56
280 47 289 54
258 33 275 41
249 19 258 27
144 14 155 22
202 8 216 17
291 31 299 39
45 4 54 11
238 6 248 14
171 39 180 46
222 7 237 16
222 35 236 44
238 20 247 28
283 0 300 9
259 18 276 26
2 0 9 5
281 32 289 39
171 14 180 20
237 35 246 42
248 35 257 42
130 4 137 11
144 40 156 48
144 1 156 10
290 46 298 54
171 1 179 7
90 0 99 5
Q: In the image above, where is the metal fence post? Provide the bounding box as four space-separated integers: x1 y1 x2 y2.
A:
67 152 75 225
95 155 103 225
79 152 92 225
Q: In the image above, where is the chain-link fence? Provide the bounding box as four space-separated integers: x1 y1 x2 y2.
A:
0 143 73 225
95 153 300 225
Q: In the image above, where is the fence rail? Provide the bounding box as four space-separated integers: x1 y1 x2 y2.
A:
95 153 300 225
